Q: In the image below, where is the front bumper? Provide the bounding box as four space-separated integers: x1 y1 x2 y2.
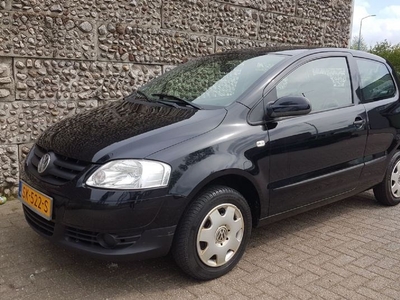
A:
23 204 176 261
21 150 187 261
21 148 187 260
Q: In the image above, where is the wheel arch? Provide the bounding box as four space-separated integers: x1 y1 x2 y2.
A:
185 170 263 227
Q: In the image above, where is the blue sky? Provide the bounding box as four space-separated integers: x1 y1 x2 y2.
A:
352 0 400 46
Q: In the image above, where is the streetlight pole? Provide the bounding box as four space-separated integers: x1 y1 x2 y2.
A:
358 14 376 50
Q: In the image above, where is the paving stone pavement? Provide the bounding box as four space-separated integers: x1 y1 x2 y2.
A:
2 191 400 300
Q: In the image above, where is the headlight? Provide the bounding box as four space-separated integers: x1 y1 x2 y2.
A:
86 160 171 190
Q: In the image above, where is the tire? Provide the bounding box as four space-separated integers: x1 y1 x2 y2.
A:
172 186 252 280
374 151 400 206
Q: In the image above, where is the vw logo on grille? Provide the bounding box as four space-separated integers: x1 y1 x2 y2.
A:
38 153 51 174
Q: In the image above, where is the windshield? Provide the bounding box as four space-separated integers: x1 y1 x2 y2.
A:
135 53 288 107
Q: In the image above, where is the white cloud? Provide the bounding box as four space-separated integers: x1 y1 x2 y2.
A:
351 4 372 37
358 0 371 8
352 2 400 46
380 5 400 18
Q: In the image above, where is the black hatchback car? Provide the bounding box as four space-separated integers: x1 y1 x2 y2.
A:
19 47 400 280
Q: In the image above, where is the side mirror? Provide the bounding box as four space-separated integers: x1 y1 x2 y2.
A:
266 96 311 118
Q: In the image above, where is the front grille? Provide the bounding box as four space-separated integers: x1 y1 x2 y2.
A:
31 145 89 185
23 205 55 237
65 226 141 249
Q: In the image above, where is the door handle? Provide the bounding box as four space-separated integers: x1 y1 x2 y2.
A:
353 117 365 127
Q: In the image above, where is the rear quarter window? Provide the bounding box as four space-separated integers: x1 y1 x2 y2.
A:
356 58 396 103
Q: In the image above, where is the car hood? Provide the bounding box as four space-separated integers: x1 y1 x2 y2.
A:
37 100 227 163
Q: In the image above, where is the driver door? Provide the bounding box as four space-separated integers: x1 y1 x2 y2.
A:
267 54 368 215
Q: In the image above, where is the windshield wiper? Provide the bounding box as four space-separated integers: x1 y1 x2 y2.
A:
135 90 151 101
152 93 201 110
125 90 151 102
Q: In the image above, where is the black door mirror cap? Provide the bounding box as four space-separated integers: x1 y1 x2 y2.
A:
266 96 312 118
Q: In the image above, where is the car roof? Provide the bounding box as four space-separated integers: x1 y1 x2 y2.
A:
213 46 386 63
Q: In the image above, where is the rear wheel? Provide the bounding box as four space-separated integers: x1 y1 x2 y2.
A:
374 152 400 206
172 186 252 280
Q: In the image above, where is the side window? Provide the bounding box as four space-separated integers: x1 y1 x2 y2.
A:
356 58 396 103
275 57 352 112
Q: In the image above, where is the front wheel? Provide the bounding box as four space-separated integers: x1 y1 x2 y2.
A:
374 152 400 206
172 186 252 280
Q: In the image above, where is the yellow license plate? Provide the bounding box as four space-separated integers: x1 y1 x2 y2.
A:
18 181 53 220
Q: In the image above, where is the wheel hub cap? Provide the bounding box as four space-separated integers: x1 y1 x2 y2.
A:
391 161 400 198
196 203 244 267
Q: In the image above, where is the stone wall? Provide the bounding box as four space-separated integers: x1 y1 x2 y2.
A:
0 0 353 197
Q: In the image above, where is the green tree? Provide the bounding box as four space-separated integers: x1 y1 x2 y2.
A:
369 40 400 77
350 35 368 51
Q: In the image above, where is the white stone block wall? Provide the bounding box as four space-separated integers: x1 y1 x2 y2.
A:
0 0 353 196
